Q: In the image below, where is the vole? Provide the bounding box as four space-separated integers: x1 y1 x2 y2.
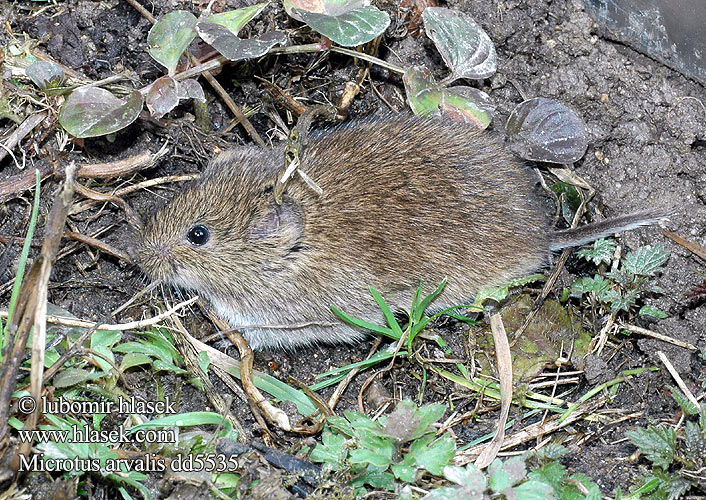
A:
135 115 665 349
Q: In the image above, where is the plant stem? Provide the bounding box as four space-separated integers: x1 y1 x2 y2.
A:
329 46 405 74
172 43 405 84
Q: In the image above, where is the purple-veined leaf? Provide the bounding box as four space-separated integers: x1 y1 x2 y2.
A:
506 97 588 163
404 66 494 129
148 11 198 75
293 6 389 46
59 87 143 138
177 79 206 102
199 3 269 34
146 75 179 119
422 7 496 82
25 61 65 90
441 86 495 129
284 0 367 21
197 23 286 61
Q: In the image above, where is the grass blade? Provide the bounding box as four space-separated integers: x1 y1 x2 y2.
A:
7 170 41 325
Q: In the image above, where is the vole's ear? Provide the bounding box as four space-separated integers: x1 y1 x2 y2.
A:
248 197 304 244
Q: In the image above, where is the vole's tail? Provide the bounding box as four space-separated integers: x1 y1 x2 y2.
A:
549 209 670 251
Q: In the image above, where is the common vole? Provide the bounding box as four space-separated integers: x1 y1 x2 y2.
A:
136 115 664 349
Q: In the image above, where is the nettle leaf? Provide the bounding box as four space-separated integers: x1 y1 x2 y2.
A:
294 6 390 47
604 287 640 314
404 67 494 127
148 10 198 75
197 22 286 61
638 305 668 319
422 7 496 82
621 245 670 276
569 275 611 299
146 75 179 119
26 60 65 90
471 273 545 310
59 87 143 138
626 425 676 469
200 3 269 34
669 385 700 416
577 238 617 266
684 420 706 459
506 97 588 163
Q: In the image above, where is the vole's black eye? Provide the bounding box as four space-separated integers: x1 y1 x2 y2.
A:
187 225 209 246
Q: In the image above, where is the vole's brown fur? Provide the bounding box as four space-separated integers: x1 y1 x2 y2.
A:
136 115 663 349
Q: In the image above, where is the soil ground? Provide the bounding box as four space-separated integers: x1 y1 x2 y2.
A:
1 0 705 498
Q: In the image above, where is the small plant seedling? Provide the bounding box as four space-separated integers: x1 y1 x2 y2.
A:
626 388 706 499
310 400 455 494
570 239 669 318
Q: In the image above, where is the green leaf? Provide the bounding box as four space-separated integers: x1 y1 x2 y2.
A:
330 304 397 338
351 465 396 490
488 456 526 492
409 435 455 476
199 3 269 33
114 341 172 364
622 245 670 276
506 97 588 164
119 352 153 371
570 472 601 500
551 181 582 225
527 460 566 490
59 87 143 138
668 385 699 416
349 445 393 467
391 454 418 482
684 420 706 460
6 170 39 325
638 305 668 319
130 412 231 432
422 7 496 82
415 279 447 323
576 238 617 266
147 10 198 75
52 368 106 388
403 66 495 128
422 464 486 500
472 273 545 310
310 429 347 470
511 478 556 499
294 6 390 47
626 425 676 468
369 287 404 338
569 275 611 298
